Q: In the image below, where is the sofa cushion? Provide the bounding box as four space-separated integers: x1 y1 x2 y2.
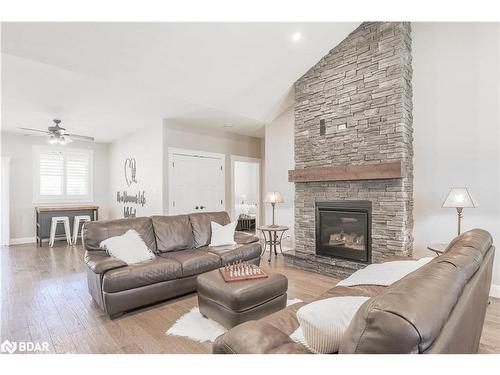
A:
102 257 182 293
204 243 261 265
83 217 157 252
152 215 194 252
189 211 230 248
160 249 221 277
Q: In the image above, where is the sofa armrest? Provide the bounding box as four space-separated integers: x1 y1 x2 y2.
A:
213 321 310 354
234 231 259 245
84 250 128 274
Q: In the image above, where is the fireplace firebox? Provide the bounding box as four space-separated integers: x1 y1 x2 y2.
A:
315 201 372 263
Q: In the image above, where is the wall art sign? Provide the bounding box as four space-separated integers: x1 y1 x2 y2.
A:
124 157 137 187
117 157 146 218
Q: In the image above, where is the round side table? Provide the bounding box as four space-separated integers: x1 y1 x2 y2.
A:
258 225 289 263
427 243 447 256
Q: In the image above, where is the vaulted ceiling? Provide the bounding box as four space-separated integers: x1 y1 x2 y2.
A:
1 22 358 142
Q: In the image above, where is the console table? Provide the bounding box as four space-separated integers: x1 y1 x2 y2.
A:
36 205 99 246
258 225 289 263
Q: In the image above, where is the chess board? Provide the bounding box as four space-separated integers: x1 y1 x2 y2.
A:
219 265 268 282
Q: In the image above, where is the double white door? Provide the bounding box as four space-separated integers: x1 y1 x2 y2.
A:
170 153 225 215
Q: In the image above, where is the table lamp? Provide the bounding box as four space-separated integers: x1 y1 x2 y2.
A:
264 191 284 227
442 187 476 235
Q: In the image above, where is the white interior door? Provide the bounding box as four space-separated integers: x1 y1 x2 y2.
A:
171 152 224 215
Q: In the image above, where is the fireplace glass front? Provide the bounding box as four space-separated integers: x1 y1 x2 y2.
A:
315 201 371 263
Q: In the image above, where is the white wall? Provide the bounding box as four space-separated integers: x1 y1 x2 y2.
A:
108 122 164 219
0 132 110 242
162 120 263 220
264 106 295 234
412 23 500 289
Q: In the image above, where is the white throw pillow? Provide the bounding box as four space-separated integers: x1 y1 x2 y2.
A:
209 221 237 247
100 229 155 265
336 257 433 287
296 296 369 353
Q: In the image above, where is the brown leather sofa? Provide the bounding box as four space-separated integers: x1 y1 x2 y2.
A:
83 211 261 318
213 229 495 354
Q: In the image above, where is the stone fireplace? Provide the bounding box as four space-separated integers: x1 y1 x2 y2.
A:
284 22 414 278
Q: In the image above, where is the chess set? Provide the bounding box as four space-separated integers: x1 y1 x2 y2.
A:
219 260 268 282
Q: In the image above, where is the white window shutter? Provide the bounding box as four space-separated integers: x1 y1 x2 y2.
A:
34 146 93 202
39 152 64 196
66 152 89 196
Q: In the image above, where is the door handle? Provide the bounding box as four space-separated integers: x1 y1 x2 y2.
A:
195 206 199 210
200 206 205 209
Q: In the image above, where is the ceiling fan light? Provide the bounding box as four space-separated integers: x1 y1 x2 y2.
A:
48 136 58 144
59 136 67 145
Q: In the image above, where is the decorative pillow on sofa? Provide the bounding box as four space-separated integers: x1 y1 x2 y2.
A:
209 221 237 247
100 229 155 265
295 296 370 354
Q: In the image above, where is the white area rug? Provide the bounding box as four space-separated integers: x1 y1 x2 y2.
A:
166 298 303 343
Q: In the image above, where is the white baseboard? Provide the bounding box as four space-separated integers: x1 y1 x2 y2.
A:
490 284 500 298
9 236 36 245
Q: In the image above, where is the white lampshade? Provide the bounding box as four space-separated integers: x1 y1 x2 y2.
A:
264 191 284 204
442 188 476 208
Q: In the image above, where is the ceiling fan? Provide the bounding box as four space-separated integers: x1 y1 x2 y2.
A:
18 119 95 145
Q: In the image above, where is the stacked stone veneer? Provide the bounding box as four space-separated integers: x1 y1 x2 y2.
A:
285 22 413 278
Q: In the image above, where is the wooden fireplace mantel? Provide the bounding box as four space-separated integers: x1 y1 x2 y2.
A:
288 160 404 183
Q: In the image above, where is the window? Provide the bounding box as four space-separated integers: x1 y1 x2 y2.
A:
33 146 93 203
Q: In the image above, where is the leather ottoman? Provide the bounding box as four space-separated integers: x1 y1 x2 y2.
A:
196 269 288 329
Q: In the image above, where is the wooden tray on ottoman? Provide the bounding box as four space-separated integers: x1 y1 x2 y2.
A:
219 266 268 283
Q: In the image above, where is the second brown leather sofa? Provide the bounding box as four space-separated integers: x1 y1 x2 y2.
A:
213 229 495 354
83 211 261 318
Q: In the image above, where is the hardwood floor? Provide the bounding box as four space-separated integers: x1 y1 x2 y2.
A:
1 241 499 354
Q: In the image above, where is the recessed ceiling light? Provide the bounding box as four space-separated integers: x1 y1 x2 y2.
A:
292 32 302 42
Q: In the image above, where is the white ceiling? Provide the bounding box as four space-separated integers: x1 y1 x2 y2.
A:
1 22 358 142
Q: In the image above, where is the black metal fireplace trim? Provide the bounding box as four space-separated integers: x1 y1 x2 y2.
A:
315 200 372 263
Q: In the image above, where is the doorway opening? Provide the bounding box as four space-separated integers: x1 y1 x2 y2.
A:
231 156 260 234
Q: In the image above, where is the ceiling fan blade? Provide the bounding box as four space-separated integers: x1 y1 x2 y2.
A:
66 133 95 142
18 127 50 134
23 133 47 137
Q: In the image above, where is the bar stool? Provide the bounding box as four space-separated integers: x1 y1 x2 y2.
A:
49 216 72 247
72 215 91 245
